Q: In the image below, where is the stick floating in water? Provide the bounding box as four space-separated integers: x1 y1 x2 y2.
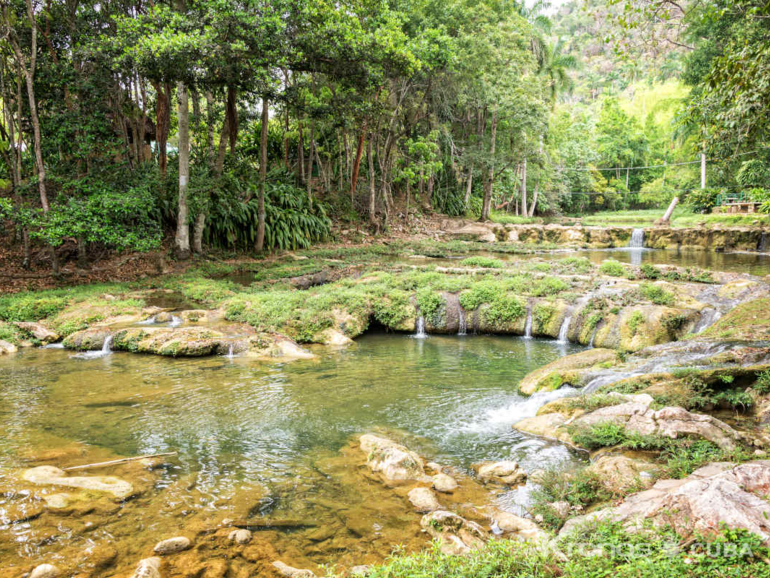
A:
62 452 177 471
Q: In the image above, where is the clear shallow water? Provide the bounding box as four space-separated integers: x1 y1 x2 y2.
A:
0 333 585 569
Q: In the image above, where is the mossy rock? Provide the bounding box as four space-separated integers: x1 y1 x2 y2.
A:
700 298 770 341
111 327 228 356
518 348 618 395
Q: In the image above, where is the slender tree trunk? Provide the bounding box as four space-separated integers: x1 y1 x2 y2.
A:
529 185 538 217
205 90 216 162
350 127 366 205
367 137 376 225
464 165 473 209
193 213 205 254
175 81 191 259
297 121 305 183
480 109 498 221
520 158 527 216
306 120 315 202
226 85 238 153
155 81 170 176
255 96 269 252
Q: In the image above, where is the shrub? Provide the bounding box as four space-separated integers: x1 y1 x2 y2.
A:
627 310 644 335
482 295 525 326
0 294 68 322
532 276 569 296
639 263 661 279
460 256 503 268
416 288 444 324
599 259 626 277
639 282 674 305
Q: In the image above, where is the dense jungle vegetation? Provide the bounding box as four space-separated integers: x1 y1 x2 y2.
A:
0 0 768 274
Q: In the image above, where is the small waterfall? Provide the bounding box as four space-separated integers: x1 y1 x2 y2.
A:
759 232 767 253
557 316 571 344
169 315 182 328
629 228 645 248
138 315 157 325
102 335 113 353
42 342 65 349
523 307 533 339
225 343 235 359
458 309 467 336
694 308 722 334
588 324 599 348
414 316 427 338
72 334 113 359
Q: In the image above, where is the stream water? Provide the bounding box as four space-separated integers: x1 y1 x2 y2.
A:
0 333 584 570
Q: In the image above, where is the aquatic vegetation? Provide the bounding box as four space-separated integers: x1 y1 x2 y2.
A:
599 259 627 277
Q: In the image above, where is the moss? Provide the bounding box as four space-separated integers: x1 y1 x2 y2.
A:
700 297 770 341
459 256 504 268
599 259 626 277
534 303 556 334
627 311 644 336
482 295 526 326
416 288 444 325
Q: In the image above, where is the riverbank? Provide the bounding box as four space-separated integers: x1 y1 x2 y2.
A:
2 237 770 577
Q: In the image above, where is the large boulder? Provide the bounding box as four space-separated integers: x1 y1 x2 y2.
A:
491 511 544 541
62 326 113 350
110 327 230 356
359 435 428 483
14 321 59 343
0 339 18 354
446 223 498 243
572 402 741 450
420 510 488 555
246 334 315 360
586 455 660 494
518 348 617 395
561 461 770 544
22 466 134 498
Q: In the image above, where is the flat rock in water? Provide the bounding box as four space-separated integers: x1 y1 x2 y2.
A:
407 487 441 513
359 434 428 482
153 536 191 554
228 529 252 544
22 466 134 498
272 561 316 577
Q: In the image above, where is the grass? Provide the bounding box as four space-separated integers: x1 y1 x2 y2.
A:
579 208 770 228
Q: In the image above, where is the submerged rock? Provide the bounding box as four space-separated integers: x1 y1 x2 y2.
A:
561 461 770 544
359 434 428 482
420 510 488 555
473 461 527 486
272 561 316 577
228 528 252 544
407 487 441 513
29 564 60 578
432 473 458 493
246 334 315 360
130 557 162 578
518 348 617 395
153 536 191 554
22 466 134 498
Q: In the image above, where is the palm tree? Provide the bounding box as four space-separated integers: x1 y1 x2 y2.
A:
538 40 578 108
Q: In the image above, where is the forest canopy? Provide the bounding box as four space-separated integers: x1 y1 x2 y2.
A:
0 0 768 272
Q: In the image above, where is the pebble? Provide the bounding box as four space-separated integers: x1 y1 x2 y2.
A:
228 529 252 544
153 536 191 554
432 473 458 493
30 565 60 578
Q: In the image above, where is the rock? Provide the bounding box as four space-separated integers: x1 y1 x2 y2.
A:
446 223 497 243
514 413 571 443
359 434 427 482
14 322 59 343
315 328 354 346
561 461 770 544
408 487 441 513
43 493 71 509
111 326 229 356
228 529 252 544
0 339 18 354
272 561 316 577
22 466 134 498
246 334 315 361
492 511 544 540
29 564 60 578
474 461 527 486
350 565 371 576
550 501 571 519
432 473 458 493
153 536 191 554
420 510 488 555
130 557 162 578
61 327 113 350
518 348 617 395
586 455 659 493
573 403 740 450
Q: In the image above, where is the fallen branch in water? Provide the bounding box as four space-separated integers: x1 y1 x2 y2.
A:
62 452 177 471
232 519 318 530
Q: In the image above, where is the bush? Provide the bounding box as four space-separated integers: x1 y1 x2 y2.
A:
0 294 68 322
460 256 503 268
482 295 525 325
639 263 661 279
685 187 723 213
599 259 626 277
639 282 674 305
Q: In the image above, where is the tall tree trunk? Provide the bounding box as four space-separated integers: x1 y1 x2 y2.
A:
155 81 170 176
226 85 238 154
520 158 527 216
367 137 376 225
175 81 191 259
205 90 216 163
193 213 205 254
350 127 366 205
480 109 498 221
255 96 269 252
464 165 473 210
306 120 315 202
529 185 538 217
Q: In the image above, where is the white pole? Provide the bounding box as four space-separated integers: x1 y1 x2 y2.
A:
701 153 706 189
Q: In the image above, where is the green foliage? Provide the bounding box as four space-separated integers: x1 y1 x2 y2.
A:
599 259 626 277
416 288 444 324
0 294 68 322
483 295 526 326
639 263 661 279
530 466 612 530
532 276 569 296
627 310 644 335
685 188 722 214
639 282 674 305
754 371 770 395
460 256 503 268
